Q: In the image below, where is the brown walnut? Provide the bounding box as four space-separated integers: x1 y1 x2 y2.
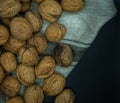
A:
43 72 66 96
0 0 21 18
16 64 35 86
39 0 62 22
55 89 75 103
0 66 5 84
0 25 10 45
45 22 66 42
54 43 73 67
0 76 21 97
24 84 44 103
19 46 39 66
10 17 33 41
4 36 26 54
1 18 11 27
61 0 84 12
0 52 17 73
20 2 31 12
6 96 24 103
27 33 47 54
35 56 56 78
25 11 42 33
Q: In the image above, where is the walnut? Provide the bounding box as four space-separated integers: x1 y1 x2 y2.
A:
0 52 17 73
0 76 21 97
45 22 66 42
35 56 56 78
6 96 24 103
32 0 44 3
0 0 21 18
25 10 42 33
24 84 44 103
20 2 31 12
4 36 26 54
39 0 62 22
1 18 11 27
54 43 73 67
0 66 5 84
55 89 75 103
27 33 47 54
43 72 66 96
61 0 84 12
16 64 35 86
19 46 39 66
0 25 9 45
10 17 33 41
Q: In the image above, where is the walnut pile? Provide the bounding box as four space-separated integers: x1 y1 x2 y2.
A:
0 0 85 102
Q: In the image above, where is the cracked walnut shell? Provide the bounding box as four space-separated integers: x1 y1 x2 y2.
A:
0 25 9 45
24 84 44 103
39 0 62 22
43 73 66 96
0 0 21 18
45 22 66 42
0 66 5 84
19 46 39 66
35 56 56 78
61 0 84 12
6 96 24 103
55 89 75 103
25 11 42 33
10 17 33 41
0 52 17 73
0 76 21 97
16 64 35 86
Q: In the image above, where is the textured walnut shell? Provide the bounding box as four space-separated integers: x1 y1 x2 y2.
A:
54 43 73 67
45 22 66 42
10 17 33 41
27 33 47 54
43 73 66 96
0 25 9 45
0 76 21 97
19 46 39 66
0 52 17 73
24 84 44 103
61 0 84 12
0 66 5 84
32 0 44 3
20 2 31 12
25 11 42 33
0 0 21 18
35 56 56 78
1 18 11 26
4 36 26 54
16 64 35 86
6 96 24 103
55 89 75 103
39 0 62 22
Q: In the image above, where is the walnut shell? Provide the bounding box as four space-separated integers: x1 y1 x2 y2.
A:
24 84 44 103
39 0 62 22
0 66 5 84
4 36 26 54
19 46 39 66
10 17 33 41
25 11 42 33
0 52 17 73
55 89 75 103
0 76 21 97
43 72 66 96
20 2 31 12
0 0 21 18
1 18 11 27
0 25 10 45
45 22 66 42
35 56 56 78
54 43 73 67
27 33 47 54
16 64 35 86
61 0 84 12
32 0 44 3
6 96 24 103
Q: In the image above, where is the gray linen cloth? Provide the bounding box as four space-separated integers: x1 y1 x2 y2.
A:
0 0 117 102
